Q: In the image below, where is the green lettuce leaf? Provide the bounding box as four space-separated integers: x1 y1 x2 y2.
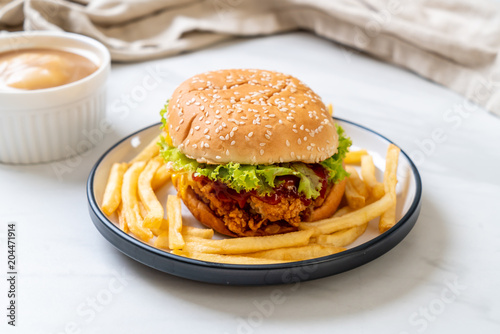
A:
159 100 169 129
158 122 351 199
320 124 352 183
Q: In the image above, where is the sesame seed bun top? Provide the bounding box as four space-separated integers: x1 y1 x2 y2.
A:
166 69 339 165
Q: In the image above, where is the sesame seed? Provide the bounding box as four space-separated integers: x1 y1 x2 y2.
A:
260 143 266 146
204 128 209 134
216 155 221 159
231 141 236 145
175 126 180 131
248 132 254 137
205 135 210 140
260 149 264 156
286 140 290 147
192 144 197 148
265 134 270 139
298 139 302 144
194 126 200 130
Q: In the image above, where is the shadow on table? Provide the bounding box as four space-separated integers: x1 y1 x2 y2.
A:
114 193 449 324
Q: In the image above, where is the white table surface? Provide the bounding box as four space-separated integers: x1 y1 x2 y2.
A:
1 32 500 334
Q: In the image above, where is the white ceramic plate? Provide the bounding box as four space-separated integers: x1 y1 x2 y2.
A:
87 118 422 285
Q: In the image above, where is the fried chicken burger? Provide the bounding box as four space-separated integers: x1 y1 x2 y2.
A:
159 69 351 237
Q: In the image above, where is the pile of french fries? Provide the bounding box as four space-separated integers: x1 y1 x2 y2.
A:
101 133 400 265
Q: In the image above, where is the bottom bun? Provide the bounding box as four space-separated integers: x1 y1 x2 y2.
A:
180 179 346 237
303 178 346 222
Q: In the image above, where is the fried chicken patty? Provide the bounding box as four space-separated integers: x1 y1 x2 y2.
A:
189 177 329 236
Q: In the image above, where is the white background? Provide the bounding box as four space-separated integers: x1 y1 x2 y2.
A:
1 32 500 334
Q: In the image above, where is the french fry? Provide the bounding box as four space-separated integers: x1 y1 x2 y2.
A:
121 161 153 242
138 157 164 229
345 166 369 198
172 250 286 265
379 205 397 233
138 201 148 219
151 164 171 190
344 149 368 165
154 231 170 249
379 144 400 233
101 162 128 215
151 218 168 236
167 195 185 250
154 222 214 248
333 206 352 217
327 103 334 115
244 244 345 261
183 226 214 239
116 204 129 233
314 224 368 247
299 192 394 236
182 230 314 255
345 178 365 209
130 135 160 163
361 155 385 200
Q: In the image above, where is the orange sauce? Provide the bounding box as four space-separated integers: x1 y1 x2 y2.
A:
0 48 98 91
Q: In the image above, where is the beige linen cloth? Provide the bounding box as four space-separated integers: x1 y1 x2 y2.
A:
1 0 500 116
